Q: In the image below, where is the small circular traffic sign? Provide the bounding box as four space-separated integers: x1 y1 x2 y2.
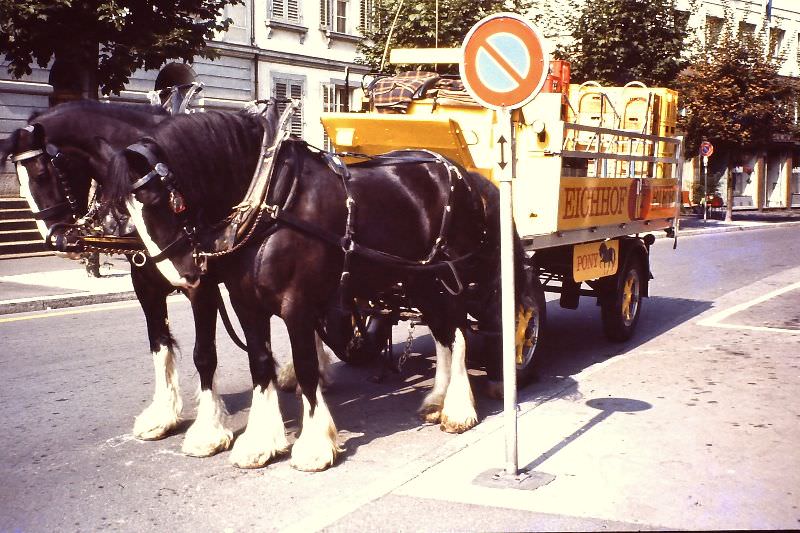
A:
699 141 714 157
460 13 549 110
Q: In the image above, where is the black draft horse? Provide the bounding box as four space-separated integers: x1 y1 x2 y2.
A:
106 103 526 471
0 101 330 459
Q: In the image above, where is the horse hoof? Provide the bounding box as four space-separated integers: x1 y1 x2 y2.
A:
417 405 442 424
289 453 336 472
133 423 173 441
485 380 504 400
181 426 232 458
132 406 179 441
289 440 338 472
229 432 288 469
440 413 477 434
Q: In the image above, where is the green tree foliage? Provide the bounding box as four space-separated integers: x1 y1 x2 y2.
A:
677 22 797 156
0 0 240 98
677 15 798 219
561 0 690 87
357 0 531 72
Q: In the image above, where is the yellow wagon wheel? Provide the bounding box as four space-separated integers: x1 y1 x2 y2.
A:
515 269 546 384
601 254 644 342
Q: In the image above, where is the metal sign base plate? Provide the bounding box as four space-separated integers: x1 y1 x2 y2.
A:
473 468 556 491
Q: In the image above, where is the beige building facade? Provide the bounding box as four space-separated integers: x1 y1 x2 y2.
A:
679 0 800 208
0 0 370 196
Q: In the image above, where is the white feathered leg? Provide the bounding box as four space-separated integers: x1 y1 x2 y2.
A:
181 388 232 457
133 345 182 440
440 328 477 433
290 387 342 472
229 383 289 468
418 338 452 424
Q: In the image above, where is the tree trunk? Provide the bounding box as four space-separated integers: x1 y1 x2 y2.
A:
51 45 100 102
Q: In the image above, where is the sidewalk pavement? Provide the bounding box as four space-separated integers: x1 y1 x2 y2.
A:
2 210 799 315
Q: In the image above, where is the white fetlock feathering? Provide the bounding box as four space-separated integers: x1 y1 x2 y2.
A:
181 387 232 457
290 387 342 472
440 329 477 433
230 383 289 468
133 345 182 440
419 337 453 424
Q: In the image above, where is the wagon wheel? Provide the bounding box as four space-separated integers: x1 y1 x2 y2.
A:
600 254 644 342
516 271 547 384
338 313 392 366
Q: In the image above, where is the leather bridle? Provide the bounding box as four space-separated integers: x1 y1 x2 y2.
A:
12 142 81 224
126 142 195 264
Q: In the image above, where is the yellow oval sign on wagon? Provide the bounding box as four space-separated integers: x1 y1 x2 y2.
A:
573 239 619 282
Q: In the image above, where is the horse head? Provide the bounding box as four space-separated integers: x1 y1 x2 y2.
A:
105 137 201 289
1 101 169 256
108 106 276 288
1 122 93 257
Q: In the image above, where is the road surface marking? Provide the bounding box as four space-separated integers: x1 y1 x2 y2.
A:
697 280 800 334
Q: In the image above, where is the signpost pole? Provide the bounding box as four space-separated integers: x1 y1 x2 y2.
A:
497 106 518 475
459 12 549 481
703 155 708 222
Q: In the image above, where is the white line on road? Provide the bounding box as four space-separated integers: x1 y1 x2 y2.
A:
697 280 800 334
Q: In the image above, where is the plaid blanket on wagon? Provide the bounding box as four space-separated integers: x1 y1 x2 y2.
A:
370 71 440 113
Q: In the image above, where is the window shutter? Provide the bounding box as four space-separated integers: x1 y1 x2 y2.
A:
290 83 303 137
272 0 285 18
360 0 372 33
275 81 288 100
287 0 299 22
320 0 330 28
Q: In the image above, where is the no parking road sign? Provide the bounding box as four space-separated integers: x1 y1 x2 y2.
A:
699 141 714 158
459 13 549 110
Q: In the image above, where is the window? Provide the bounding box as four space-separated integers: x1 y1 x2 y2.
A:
322 83 351 150
738 21 756 38
271 0 301 23
797 33 800 68
705 16 724 47
770 27 785 58
220 2 248 43
360 0 375 33
273 76 305 137
321 0 348 33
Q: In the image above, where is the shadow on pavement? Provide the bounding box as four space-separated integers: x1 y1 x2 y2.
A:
203 293 713 468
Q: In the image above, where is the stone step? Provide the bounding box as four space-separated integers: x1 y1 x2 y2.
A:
0 239 49 257
0 218 38 231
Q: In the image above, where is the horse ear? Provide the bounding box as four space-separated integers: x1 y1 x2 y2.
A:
31 123 46 146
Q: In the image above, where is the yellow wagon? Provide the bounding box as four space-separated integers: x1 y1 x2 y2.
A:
321 50 684 380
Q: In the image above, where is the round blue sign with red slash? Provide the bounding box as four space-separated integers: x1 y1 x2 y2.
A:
699 141 714 157
460 13 549 110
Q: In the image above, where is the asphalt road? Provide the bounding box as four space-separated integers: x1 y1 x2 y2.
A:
1 226 799 531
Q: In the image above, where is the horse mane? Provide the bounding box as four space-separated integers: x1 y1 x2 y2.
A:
107 104 280 224
29 99 169 124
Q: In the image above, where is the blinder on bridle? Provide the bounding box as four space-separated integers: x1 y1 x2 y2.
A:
126 141 196 266
11 136 80 224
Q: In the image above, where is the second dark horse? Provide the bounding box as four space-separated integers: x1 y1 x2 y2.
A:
106 103 527 471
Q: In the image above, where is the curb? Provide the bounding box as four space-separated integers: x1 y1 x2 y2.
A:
0 291 138 315
1 220 798 316
658 219 800 239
